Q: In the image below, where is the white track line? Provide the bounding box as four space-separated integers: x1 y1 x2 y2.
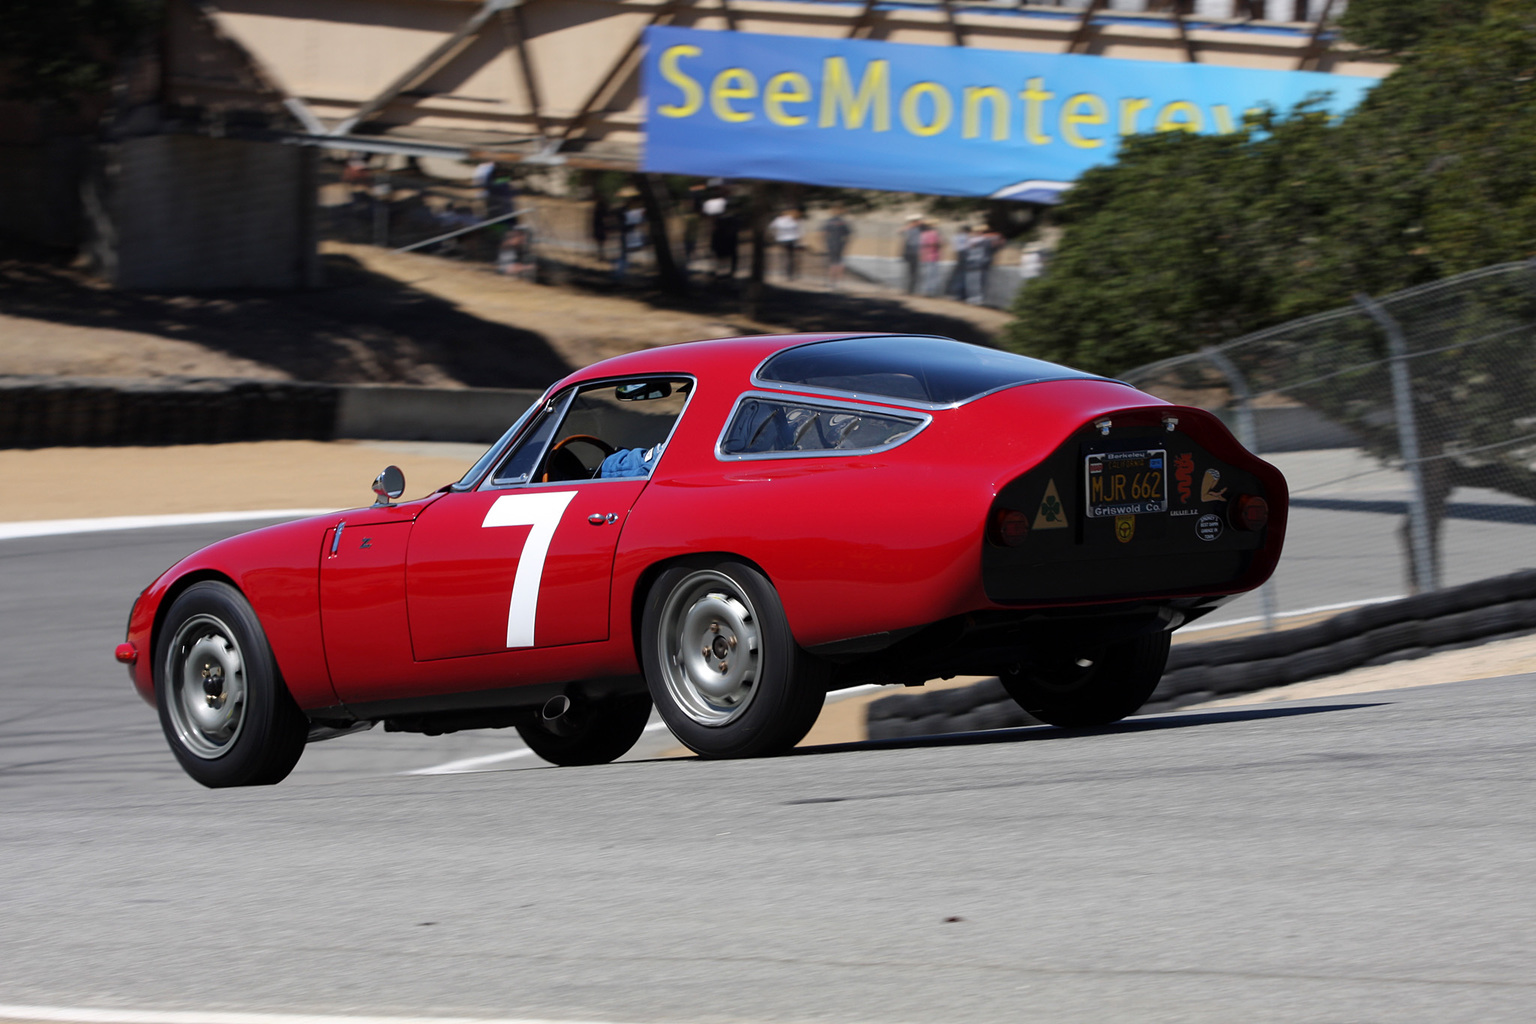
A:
0 1005 643 1024
404 722 674 776
0 510 336 541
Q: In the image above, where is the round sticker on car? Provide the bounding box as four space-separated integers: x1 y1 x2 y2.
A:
1196 513 1224 542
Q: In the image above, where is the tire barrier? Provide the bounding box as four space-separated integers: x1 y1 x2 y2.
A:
865 568 1536 740
0 376 541 447
0 376 339 447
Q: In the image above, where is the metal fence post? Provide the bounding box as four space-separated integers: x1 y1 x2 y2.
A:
1354 293 1438 592
1201 346 1277 631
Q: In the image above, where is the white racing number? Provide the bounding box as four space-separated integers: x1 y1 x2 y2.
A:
481 491 578 648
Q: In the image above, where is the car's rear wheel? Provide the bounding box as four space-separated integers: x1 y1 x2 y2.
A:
641 560 827 758
1000 631 1171 728
154 580 308 788
514 691 653 766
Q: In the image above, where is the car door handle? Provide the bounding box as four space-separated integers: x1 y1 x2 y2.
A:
587 512 619 525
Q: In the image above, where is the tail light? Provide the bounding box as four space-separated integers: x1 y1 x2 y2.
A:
1231 494 1269 531
989 507 1030 546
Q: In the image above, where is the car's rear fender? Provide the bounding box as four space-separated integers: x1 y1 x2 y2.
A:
975 399 1288 609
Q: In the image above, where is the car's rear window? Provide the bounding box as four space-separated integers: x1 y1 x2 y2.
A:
756 335 1102 406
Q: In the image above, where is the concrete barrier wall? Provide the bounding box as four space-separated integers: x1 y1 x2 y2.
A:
0 376 542 447
334 384 541 444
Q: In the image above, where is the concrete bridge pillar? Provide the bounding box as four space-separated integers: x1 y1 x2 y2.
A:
86 134 319 290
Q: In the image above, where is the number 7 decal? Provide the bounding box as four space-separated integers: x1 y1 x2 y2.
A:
482 491 577 648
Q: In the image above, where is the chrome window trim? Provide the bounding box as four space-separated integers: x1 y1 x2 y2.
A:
450 384 558 491
477 374 698 491
714 390 932 462
748 335 1124 410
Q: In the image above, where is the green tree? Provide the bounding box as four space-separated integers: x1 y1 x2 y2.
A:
1004 0 1536 375
1339 0 1493 55
0 0 161 106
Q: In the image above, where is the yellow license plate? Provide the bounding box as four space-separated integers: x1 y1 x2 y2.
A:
1085 449 1167 517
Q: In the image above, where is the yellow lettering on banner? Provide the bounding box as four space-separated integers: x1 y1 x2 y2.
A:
900 82 952 137
1061 93 1107 149
962 86 1009 141
1118 96 1151 135
819 57 891 131
711 68 758 123
656 45 703 118
1156 100 1203 133
1021 76 1054 145
765 71 812 126
1211 104 1236 134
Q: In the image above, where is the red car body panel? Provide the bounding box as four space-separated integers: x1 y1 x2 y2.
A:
125 333 1288 723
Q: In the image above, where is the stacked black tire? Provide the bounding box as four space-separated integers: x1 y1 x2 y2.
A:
867 568 1536 740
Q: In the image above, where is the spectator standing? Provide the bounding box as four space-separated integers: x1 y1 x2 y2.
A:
682 183 706 274
949 224 973 301
1020 245 1045 281
497 225 534 280
966 228 999 305
706 191 739 281
486 174 514 220
770 208 802 280
821 207 852 290
590 193 610 262
471 160 496 215
901 215 923 294
615 197 645 281
919 221 943 296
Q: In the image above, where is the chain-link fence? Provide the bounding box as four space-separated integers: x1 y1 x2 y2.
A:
1123 260 1536 633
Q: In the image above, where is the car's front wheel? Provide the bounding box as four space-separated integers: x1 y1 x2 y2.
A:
641 560 827 758
154 580 309 787
1000 631 1171 728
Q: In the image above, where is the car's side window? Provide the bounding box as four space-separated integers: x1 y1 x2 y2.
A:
718 395 926 458
486 378 692 487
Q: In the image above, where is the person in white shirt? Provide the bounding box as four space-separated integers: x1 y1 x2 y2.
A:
769 209 802 280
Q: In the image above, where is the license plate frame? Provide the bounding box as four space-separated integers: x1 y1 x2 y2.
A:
1084 449 1168 518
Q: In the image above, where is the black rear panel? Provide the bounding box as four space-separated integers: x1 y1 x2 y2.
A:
984 416 1275 604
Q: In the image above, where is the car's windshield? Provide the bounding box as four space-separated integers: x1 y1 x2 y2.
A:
756 335 1104 405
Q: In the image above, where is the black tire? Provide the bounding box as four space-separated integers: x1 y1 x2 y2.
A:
640 560 828 758
999 631 1171 728
513 691 653 766
153 580 309 788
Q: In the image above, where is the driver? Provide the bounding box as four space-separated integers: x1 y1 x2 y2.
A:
598 442 665 479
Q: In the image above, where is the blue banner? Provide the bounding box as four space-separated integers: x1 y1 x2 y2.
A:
641 26 1377 199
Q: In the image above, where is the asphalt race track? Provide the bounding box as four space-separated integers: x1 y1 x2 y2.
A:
3 522 1535 1023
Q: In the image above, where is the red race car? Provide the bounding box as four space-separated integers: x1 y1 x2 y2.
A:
118 333 1287 787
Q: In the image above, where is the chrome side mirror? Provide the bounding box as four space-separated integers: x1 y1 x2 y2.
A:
372 465 405 507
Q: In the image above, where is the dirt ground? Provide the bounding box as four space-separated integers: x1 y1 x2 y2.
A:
0 242 1010 388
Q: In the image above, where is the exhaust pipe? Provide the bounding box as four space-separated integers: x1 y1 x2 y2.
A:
541 695 571 721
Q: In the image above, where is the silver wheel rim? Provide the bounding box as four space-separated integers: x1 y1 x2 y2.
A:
165 613 248 759
656 570 762 727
